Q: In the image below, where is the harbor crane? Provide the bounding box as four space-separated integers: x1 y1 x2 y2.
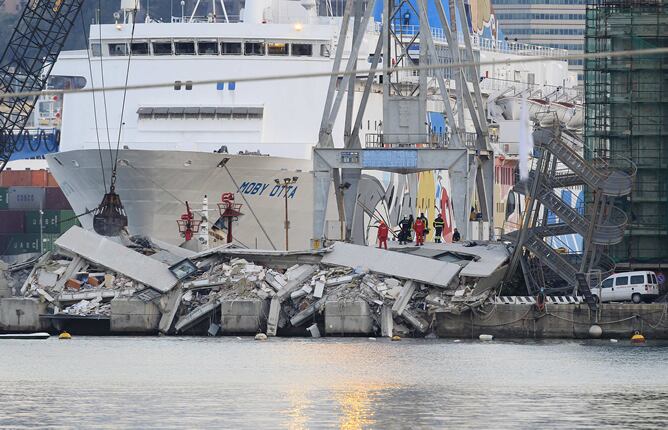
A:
0 0 84 174
0 0 132 236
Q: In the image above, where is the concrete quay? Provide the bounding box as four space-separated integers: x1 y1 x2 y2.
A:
435 303 668 339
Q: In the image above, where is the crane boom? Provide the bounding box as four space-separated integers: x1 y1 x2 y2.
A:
0 0 84 173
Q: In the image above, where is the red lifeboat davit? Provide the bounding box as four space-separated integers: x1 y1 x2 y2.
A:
217 193 243 243
176 201 202 241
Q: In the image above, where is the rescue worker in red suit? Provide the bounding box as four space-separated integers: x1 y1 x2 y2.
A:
413 217 425 246
377 221 389 249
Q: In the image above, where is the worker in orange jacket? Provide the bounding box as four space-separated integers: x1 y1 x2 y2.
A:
377 221 389 249
413 217 425 246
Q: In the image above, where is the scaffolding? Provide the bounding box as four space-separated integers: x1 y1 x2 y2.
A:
585 0 668 267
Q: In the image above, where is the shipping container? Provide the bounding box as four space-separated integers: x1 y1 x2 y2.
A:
7 186 46 210
30 170 49 188
46 172 60 187
0 233 41 255
44 187 71 210
0 187 7 210
42 233 60 253
0 170 33 187
0 210 26 234
25 210 77 234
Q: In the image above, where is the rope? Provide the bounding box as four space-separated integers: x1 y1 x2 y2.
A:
222 163 277 251
81 9 107 193
3 47 668 101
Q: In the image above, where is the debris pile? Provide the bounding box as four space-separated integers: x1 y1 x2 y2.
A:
1 226 508 336
167 252 494 337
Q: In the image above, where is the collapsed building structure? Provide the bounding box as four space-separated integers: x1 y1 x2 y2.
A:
0 226 510 336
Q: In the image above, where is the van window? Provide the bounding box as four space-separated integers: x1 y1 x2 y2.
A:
601 278 613 288
615 276 629 286
630 275 644 285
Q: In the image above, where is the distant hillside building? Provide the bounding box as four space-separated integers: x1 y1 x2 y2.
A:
493 0 586 81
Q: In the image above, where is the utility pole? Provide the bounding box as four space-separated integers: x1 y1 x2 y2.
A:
275 177 298 250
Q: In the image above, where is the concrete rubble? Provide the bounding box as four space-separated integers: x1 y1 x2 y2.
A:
0 227 509 336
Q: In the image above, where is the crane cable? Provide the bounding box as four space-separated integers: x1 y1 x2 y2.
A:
110 4 139 191
80 8 107 193
97 0 115 170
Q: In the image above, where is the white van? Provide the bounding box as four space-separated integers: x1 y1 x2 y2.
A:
593 271 660 304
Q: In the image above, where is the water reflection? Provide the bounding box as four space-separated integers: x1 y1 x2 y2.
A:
0 337 667 429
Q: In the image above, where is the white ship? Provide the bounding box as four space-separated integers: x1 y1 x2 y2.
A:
43 0 579 249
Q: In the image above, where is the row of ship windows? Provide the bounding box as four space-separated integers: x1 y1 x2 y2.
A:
503 28 585 35
493 0 586 4
496 13 586 20
91 40 331 58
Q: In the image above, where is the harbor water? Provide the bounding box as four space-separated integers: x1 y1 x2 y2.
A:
1 338 667 429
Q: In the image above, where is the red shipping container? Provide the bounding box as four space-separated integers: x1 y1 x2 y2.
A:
44 187 71 210
30 170 48 187
0 170 32 187
46 172 60 187
0 210 26 234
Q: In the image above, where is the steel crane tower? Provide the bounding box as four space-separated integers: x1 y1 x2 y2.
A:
0 0 84 173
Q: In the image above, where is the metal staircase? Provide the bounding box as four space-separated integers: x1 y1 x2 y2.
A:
505 125 636 309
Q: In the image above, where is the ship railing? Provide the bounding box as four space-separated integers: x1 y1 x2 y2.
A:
365 132 447 148
171 15 241 24
374 23 568 59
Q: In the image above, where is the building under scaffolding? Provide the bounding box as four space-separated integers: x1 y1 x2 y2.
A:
585 0 668 268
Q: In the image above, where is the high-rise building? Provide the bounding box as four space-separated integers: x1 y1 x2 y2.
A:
585 0 668 269
493 0 586 81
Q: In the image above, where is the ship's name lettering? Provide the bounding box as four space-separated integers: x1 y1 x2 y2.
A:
238 181 298 199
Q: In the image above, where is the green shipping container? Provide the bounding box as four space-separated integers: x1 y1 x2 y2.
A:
0 187 7 209
25 210 78 234
0 234 41 255
41 233 60 253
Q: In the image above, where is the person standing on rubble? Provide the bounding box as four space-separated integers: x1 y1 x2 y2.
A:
398 216 410 244
433 213 445 243
452 227 461 242
418 212 429 240
413 217 425 246
377 220 389 249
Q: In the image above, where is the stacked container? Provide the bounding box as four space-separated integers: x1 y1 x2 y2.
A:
0 169 79 257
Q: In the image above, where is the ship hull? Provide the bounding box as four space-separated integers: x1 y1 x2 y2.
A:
46 149 341 250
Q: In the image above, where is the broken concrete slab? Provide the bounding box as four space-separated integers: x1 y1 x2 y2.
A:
55 227 178 294
290 298 325 327
321 242 460 288
402 309 429 333
276 265 318 302
175 298 221 333
392 281 416 316
110 297 161 333
313 281 325 299
266 296 281 336
324 300 373 335
0 298 48 332
380 305 394 337
220 299 269 334
158 289 184 334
